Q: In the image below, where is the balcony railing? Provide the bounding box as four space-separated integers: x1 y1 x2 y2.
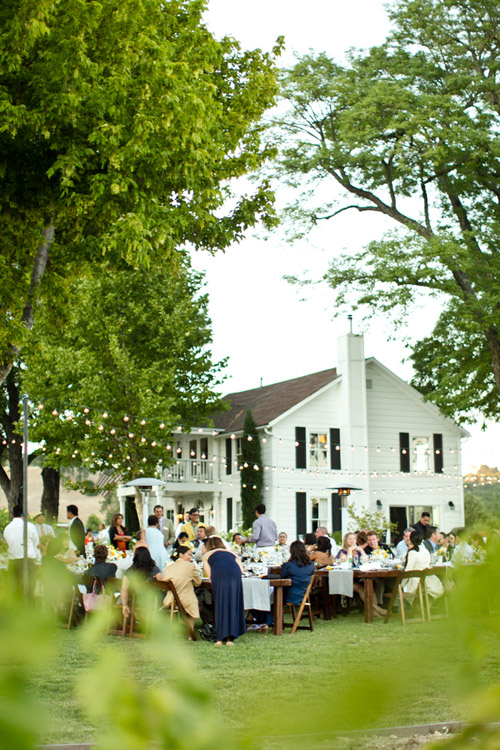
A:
163 459 216 484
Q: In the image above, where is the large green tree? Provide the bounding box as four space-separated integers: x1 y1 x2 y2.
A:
240 410 263 529
0 256 226 516
0 0 280 385
276 0 500 423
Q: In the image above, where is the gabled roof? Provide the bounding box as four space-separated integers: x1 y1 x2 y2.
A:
212 368 339 434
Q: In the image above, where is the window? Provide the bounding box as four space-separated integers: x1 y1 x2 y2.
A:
412 437 430 472
309 432 328 468
311 497 328 531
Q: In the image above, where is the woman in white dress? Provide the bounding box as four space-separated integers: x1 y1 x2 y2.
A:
403 532 444 599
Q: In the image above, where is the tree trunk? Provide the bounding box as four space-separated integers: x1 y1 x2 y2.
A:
41 466 60 522
0 223 54 388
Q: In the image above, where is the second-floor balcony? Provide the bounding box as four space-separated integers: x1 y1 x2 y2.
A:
163 458 216 484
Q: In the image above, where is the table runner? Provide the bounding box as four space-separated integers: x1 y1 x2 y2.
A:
328 569 354 597
242 577 271 611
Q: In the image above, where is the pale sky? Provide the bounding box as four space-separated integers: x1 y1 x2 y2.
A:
191 0 500 472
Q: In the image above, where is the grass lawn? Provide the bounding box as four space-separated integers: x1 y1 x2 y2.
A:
31 611 500 747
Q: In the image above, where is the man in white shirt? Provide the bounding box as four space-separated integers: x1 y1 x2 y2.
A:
3 505 39 590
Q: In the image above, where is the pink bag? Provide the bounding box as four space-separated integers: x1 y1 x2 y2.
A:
82 580 111 612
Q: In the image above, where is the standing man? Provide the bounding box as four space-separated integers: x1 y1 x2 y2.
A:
315 526 338 556
181 507 207 542
66 504 85 556
154 504 175 547
412 512 431 539
3 505 39 590
249 503 277 551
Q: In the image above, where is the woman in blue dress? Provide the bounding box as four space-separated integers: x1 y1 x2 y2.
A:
203 536 246 646
280 540 315 605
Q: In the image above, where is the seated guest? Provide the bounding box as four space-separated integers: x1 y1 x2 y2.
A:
403 531 444 599
97 522 110 545
193 526 208 549
423 526 440 555
87 544 118 581
122 546 163 620
395 529 412 559
336 533 365 567
364 530 382 556
109 513 132 552
356 530 368 549
277 531 289 551
315 526 338 556
232 532 244 547
310 536 334 567
172 532 190 555
304 533 317 554
145 515 169 570
162 546 201 638
280 541 315 605
453 528 474 562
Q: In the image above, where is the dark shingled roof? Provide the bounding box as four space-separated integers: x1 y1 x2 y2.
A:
212 368 339 434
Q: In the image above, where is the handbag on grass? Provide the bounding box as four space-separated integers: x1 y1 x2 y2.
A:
83 579 111 612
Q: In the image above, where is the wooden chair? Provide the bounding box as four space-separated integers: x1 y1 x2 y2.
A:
283 575 316 634
422 568 449 621
384 570 426 626
150 579 197 641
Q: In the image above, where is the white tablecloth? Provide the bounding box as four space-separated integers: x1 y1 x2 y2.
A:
328 569 354 597
242 577 272 611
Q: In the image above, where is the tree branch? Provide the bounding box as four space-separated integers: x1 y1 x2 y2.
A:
316 204 380 220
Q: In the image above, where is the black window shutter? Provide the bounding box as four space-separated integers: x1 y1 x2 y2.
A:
331 493 342 533
295 427 307 469
400 432 410 472
296 492 307 536
226 497 233 530
225 438 232 475
330 428 341 470
433 434 443 473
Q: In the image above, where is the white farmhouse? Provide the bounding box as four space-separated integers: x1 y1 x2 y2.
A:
118 333 466 538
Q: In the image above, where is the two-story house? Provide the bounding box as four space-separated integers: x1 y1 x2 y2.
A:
117 333 467 538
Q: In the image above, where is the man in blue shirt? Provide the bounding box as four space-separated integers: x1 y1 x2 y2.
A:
249 503 277 550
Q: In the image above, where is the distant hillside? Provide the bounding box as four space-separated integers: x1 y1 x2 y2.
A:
463 465 500 525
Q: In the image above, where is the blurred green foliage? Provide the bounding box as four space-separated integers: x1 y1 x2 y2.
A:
2 535 500 749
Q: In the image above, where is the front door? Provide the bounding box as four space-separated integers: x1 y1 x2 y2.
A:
390 506 407 539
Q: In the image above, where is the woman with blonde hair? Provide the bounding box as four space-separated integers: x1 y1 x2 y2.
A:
336 533 366 567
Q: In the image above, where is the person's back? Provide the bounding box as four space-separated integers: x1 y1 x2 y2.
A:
281 541 314 604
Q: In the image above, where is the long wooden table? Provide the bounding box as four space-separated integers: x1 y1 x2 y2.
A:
315 568 401 623
200 577 291 635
